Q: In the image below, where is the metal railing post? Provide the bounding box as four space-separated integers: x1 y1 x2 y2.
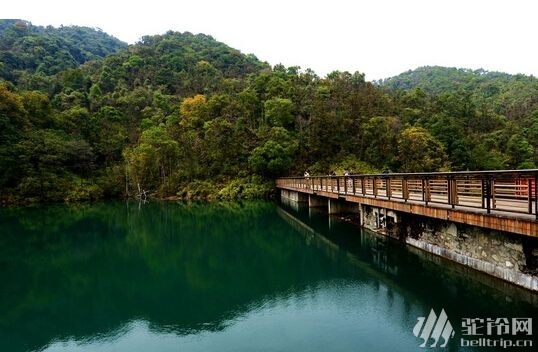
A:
403 178 408 202
448 176 456 208
481 178 485 209
528 178 532 214
483 176 492 214
422 178 429 205
535 173 538 220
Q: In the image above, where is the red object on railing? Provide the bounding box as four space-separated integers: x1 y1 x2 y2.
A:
515 177 536 198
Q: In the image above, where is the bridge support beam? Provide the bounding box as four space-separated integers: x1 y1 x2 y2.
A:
328 198 360 215
280 190 308 211
359 205 399 237
309 194 326 208
280 189 308 203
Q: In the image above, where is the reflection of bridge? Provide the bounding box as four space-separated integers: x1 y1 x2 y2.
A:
277 170 538 238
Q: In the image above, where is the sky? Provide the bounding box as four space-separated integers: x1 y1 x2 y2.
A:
3 0 538 80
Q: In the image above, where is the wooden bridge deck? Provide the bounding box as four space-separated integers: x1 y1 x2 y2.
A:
276 170 538 238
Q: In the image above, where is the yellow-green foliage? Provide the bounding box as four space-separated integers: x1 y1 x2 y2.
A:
218 177 274 200
177 180 219 200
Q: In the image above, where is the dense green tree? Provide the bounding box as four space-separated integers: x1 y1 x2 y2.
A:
362 116 401 169
264 97 294 128
249 140 294 177
506 133 535 169
468 142 506 170
0 83 28 139
124 126 179 195
249 127 297 177
396 127 449 172
202 117 239 175
523 109 538 165
427 112 469 170
88 106 127 166
0 84 29 189
179 94 209 129
15 129 92 201
20 90 53 128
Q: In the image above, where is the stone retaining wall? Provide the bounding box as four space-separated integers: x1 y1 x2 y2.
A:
360 204 538 291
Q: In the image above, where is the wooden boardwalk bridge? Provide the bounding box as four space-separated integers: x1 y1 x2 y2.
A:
276 170 538 238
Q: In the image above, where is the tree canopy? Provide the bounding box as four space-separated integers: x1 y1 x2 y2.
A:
1 21 538 204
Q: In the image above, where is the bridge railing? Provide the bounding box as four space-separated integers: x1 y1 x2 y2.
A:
277 170 538 220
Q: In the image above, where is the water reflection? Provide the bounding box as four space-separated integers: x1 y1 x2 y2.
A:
0 201 536 352
279 203 538 349
41 279 423 352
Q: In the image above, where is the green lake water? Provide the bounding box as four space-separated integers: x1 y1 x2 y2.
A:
0 200 536 351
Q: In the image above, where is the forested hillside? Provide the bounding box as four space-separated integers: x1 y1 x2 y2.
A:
1 21 538 204
379 66 538 170
379 66 538 120
0 19 127 85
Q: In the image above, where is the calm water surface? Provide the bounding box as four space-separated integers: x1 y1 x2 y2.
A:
0 201 536 352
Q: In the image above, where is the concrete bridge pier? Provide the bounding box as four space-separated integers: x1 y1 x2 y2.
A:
309 194 326 208
308 195 327 220
328 198 359 215
360 205 400 238
327 199 361 229
280 190 308 211
280 189 308 203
